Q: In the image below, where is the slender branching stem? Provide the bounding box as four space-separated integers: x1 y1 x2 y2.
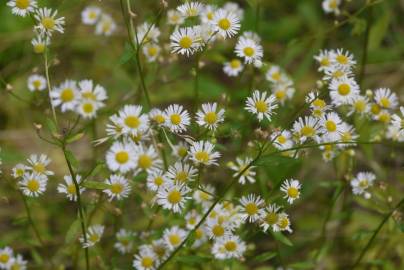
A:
43 46 58 125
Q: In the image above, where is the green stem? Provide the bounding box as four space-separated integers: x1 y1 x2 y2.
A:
43 46 58 125
62 146 90 270
20 192 45 246
193 54 200 112
351 197 404 269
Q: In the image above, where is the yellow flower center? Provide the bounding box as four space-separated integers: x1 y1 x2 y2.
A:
245 202 258 215
325 120 337 132
88 11 97 20
168 234 181 246
275 90 286 100
42 17 55 30
0 254 10 263
178 147 187 158
110 183 124 194
16 0 30 9
320 57 329 67
287 187 299 198
153 114 165 124
170 114 181 125
301 125 315 137
341 132 351 141
206 12 214 20
34 43 45 54
333 70 344 78
27 179 40 192
16 168 25 177
179 36 192 49
337 83 351 96
195 228 204 239
336 54 348 65
204 112 217 124
243 47 255 57
148 46 158 57
33 163 45 173
224 241 237 252
82 103 94 114
313 98 326 108
212 224 224 237
154 176 164 186
175 171 188 182
379 97 390 108
255 100 267 113
33 80 42 89
115 151 129 164
278 217 289 229
354 100 366 112
141 256 154 268
199 191 210 201
61 88 74 102
138 154 152 169
378 112 390 123
265 212 278 225
195 151 209 163
272 72 281 81
359 179 368 188
277 135 286 144
11 263 21 270
167 190 182 204
370 104 380 115
230 59 241 69
82 91 97 100
102 21 112 33
218 18 231 30
67 184 76 195
89 233 99 243
124 116 140 128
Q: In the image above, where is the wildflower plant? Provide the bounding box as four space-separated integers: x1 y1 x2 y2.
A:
0 1 403 270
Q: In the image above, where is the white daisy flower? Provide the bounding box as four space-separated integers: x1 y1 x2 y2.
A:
320 112 344 141
329 76 360 106
223 2 244 19
349 95 370 116
260 204 282 232
189 140 221 166
322 0 341 15
106 114 124 139
0 246 13 269
106 141 136 173
104 174 131 201
151 239 169 262
391 107 404 138
386 124 404 142
271 130 294 150
223 59 244 77
156 182 191 213
276 212 292 233
114 229 135 254
19 172 48 197
212 235 246 260
374 109 392 124
212 9 240 39
185 210 201 230
206 219 233 239
51 80 80 112
292 116 321 143
314 49 333 72
134 144 162 174
31 35 50 54
196 102 225 130
7 0 37 17
280 179 302 204
27 74 46 92
164 104 191 133
34 8 65 36
192 226 208 248
133 246 157 270
147 169 168 191
136 22 160 44
78 79 107 106
143 43 161 62
11 163 27 179
172 141 189 160
77 100 98 119
351 171 376 199
80 224 104 248
245 90 278 122
167 9 185 25
166 161 197 183
330 48 356 70
239 194 265 223
57 174 85 201
95 14 116 36
118 105 149 136
272 83 295 105
81 6 101 25
240 31 261 43
170 27 202 56
163 226 187 250
306 91 332 118
8 254 27 270
374 88 398 109
323 65 353 81
266 65 287 84
338 123 358 147
200 4 217 23
177 1 204 18
26 154 54 176
228 157 256 184
235 37 263 64
149 108 167 126
193 184 215 208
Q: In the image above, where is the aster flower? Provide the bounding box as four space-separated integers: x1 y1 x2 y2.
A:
245 90 278 122
329 76 360 106
163 226 187 250
103 174 132 201
292 116 321 143
114 229 135 254
211 235 246 260
177 1 204 18
164 104 191 133
223 59 244 77
374 88 398 109
166 161 197 183
189 140 221 166
280 179 302 204
51 80 80 112
81 6 101 25
80 224 104 248
31 35 50 54
19 172 48 197
57 174 85 201
34 8 65 36
351 171 376 199
133 246 157 270
156 182 191 213
95 14 116 36
27 74 46 92
228 157 256 184
170 27 202 56
196 102 225 130
235 37 263 65
260 204 282 232
7 0 37 17
212 9 240 39
106 141 136 173
239 194 265 223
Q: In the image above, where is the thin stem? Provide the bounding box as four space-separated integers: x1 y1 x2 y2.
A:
43 46 58 125
193 54 200 112
20 192 45 246
351 197 404 269
62 146 90 270
358 10 371 87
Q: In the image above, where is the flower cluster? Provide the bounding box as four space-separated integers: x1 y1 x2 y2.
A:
0 246 27 270
81 6 117 36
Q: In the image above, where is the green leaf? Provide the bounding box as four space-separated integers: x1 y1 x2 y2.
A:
271 231 293 246
254 251 277 262
119 42 135 65
65 219 81 244
289 261 316 269
45 117 58 135
66 132 84 144
351 18 367 36
369 10 390 50
259 155 302 183
82 181 111 190
64 150 78 169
